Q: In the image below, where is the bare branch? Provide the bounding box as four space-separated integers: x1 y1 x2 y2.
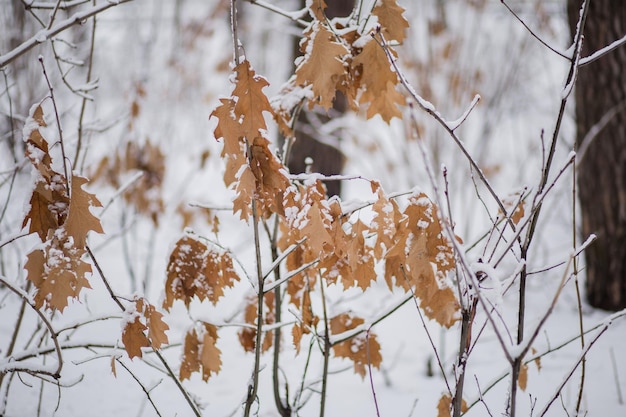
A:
0 0 135 68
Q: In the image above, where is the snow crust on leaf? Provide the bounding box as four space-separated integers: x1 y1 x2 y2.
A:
163 235 240 310
330 313 382 378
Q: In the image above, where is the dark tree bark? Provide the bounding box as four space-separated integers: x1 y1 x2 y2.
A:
287 0 355 197
568 0 626 310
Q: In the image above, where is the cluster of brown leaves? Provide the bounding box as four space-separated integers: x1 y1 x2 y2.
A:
273 181 460 374
279 0 409 126
121 297 170 359
281 182 460 329
190 0 460 384
211 60 290 221
92 140 165 225
22 104 104 312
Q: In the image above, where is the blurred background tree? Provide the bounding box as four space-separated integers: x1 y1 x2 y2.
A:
568 0 626 310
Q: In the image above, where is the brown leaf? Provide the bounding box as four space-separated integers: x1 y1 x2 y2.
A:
248 136 290 218
163 235 240 310
384 193 461 328
370 182 402 259
23 181 65 242
295 22 349 110
22 108 70 241
145 302 169 349
238 293 274 353
373 0 410 43
64 175 103 248
518 362 529 391
292 324 303 354
211 98 244 159
32 104 46 126
122 314 150 359
232 60 274 140
330 313 382 378
180 329 201 381
110 356 117 378
200 331 222 381
436 393 467 417
25 233 93 312
501 192 526 226
531 347 542 371
90 140 165 225
351 38 405 123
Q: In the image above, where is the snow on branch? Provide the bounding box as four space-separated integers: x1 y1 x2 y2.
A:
0 0 135 68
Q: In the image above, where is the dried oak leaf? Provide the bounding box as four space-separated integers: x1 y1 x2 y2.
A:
180 323 221 382
163 235 240 310
122 298 169 359
22 105 69 241
351 38 405 122
232 60 274 139
295 21 349 110
25 233 92 312
249 135 291 217
212 98 244 161
501 192 526 226
122 314 150 360
143 300 170 349
330 313 382 378
369 181 402 259
373 0 410 43
212 60 289 221
384 193 461 328
23 179 69 242
64 175 103 248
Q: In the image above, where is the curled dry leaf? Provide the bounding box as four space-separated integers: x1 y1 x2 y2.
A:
22 104 69 241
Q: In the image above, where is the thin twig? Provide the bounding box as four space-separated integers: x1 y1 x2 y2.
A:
500 0 569 59
86 246 201 417
116 359 164 417
319 273 330 417
365 328 381 417
39 57 70 190
400 266 452 396
0 0 135 67
0 276 63 379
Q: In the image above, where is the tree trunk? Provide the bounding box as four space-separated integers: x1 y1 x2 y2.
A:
287 0 355 197
568 0 626 310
